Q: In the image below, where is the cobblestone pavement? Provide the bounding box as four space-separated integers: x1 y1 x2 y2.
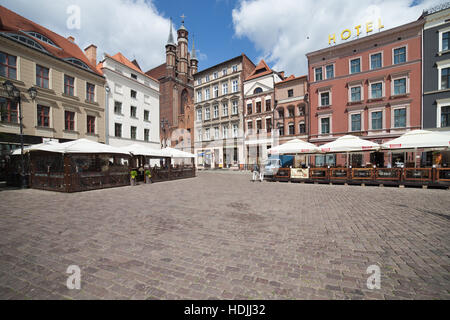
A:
0 171 449 300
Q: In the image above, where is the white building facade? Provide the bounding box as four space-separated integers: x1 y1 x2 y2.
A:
98 53 160 149
243 60 284 166
193 54 255 169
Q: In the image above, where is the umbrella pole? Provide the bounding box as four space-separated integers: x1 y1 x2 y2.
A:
414 148 417 169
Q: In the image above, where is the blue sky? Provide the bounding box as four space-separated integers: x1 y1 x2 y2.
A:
1 0 443 76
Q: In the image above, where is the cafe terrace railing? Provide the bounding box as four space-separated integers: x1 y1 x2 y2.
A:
272 167 449 186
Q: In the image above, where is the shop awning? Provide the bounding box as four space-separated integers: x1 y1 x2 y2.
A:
381 130 450 150
268 139 320 154
319 135 380 153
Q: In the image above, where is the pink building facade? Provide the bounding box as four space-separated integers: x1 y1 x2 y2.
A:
307 19 424 167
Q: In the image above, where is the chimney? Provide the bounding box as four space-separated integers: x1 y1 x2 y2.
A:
67 36 75 43
84 44 97 66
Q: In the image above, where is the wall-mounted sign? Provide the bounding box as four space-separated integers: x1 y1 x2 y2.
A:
329 19 384 45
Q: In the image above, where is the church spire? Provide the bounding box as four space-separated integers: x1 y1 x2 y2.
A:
167 17 175 46
190 34 197 61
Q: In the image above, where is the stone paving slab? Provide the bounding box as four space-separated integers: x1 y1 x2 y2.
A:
0 172 449 300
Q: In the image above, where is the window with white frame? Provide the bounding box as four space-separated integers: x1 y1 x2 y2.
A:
320 91 330 106
214 127 219 139
247 120 253 133
232 79 238 92
222 102 228 116
315 67 323 81
393 47 406 65
213 72 218 79
350 113 361 132
370 82 383 99
232 123 238 137
213 105 219 118
326 64 334 79
205 88 210 100
320 117 330 134
197 78 202 85
370 52 382 70
205 107 210 120
439 28 450 52
440 67 450 90
440 105 450 127
222 82 228 95
205 128 210 140
222 125 228 138
288 122 295 135
213 85 219 98
222 68 227 76
197 90 202 102
197 129 202 141
299 122 305 133
206 75 210 82
350 86 362 102
232 100 238 115
393 108 406 128
371 111 383 130
196 108 202 121
232 65 238 72
350 58 361 74
393 78 407 95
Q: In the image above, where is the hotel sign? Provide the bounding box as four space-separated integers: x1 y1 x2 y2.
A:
329 19 384 45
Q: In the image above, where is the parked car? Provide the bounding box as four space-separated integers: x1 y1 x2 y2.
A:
263 155 294 177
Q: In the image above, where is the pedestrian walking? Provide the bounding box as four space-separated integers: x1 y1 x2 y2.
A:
252 163 259 182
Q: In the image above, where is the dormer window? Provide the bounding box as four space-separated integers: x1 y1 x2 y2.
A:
24 31 59 48
253 87 263 94
63 57 90 70
2 33 47 53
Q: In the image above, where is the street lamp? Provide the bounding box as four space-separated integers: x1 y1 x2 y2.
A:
160 118 169 148
2 80 37 188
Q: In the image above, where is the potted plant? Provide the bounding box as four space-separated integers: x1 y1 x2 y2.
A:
130 170 138 186
145 169 152 184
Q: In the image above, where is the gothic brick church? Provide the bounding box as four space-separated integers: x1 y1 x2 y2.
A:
146 17 197 153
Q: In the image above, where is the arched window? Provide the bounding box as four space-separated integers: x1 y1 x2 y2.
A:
253 87 263 94
180 89 188 115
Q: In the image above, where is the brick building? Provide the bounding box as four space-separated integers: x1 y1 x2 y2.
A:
274 74 309 145
146 18 197 152
306 19 424 167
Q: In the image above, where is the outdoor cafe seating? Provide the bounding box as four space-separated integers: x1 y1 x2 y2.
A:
7 139 197 192
268 131 450 188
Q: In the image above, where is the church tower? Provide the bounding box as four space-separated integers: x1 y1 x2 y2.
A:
146 15 197 151
165 18 176 78
176 15 189 83
190 35 198 76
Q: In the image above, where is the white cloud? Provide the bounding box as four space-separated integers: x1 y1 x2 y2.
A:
1 0 174 71
232 0 443 76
